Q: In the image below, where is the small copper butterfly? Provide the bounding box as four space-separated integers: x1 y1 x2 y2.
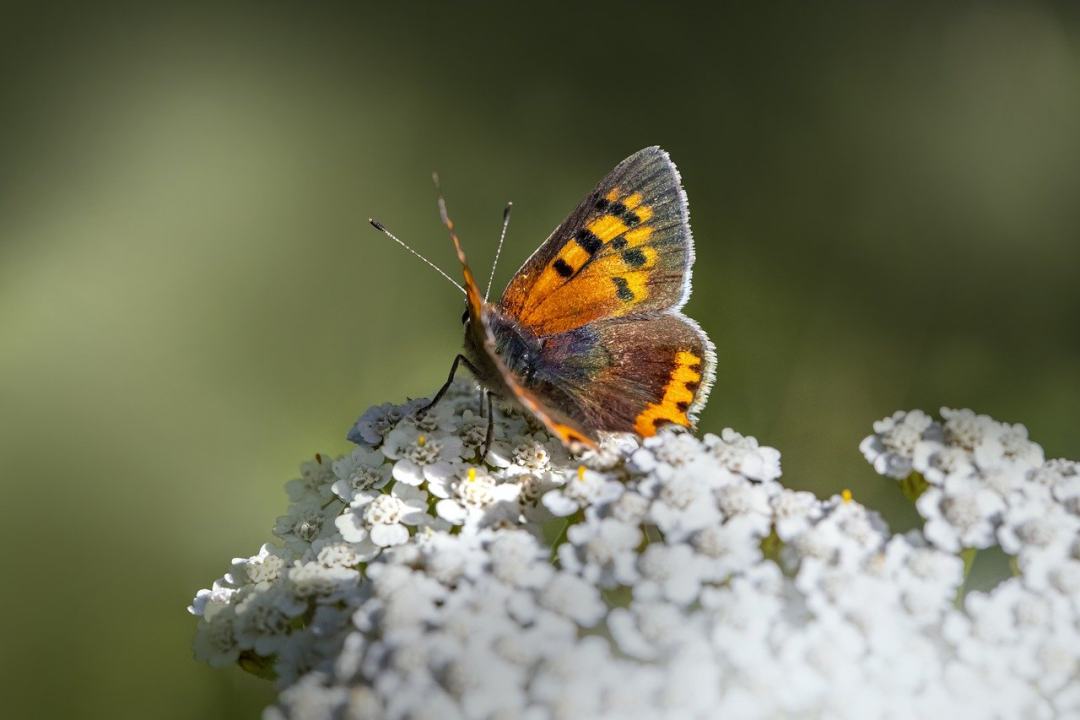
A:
371 147 715 454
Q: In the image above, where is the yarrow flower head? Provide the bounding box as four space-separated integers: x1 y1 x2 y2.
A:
541 464 623 517
192 384 1080 719
329 446 391 503
859 410 935 477
334 482 428 547
431 466 521 529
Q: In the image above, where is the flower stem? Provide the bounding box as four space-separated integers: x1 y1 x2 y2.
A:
760 527 783 566
238 650 277 680
899 471 929 503
953 547 979 607
549 511 582 562
960 547 978 579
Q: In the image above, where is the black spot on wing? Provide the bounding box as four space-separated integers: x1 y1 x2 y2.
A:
612 277 634 302
608 201 641 227
574 228 602 255
553 258 574 278
611 236 628 250
622 249 647 268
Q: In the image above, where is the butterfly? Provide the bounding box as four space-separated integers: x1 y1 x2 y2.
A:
371 147 715 455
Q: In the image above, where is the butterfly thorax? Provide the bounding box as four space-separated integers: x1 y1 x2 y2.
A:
463 306 545 395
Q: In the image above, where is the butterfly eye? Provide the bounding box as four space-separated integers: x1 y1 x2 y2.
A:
461 309 470 326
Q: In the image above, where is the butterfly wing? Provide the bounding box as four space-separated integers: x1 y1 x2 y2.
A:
494 355 600 449
446 203 600 450
499 146 694 337
531 313 716 436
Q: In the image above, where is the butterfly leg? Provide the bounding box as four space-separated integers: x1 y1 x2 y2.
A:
481 390 494 461
419 354 478 416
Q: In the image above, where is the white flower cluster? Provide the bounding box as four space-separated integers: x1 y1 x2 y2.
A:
191 387 1080 719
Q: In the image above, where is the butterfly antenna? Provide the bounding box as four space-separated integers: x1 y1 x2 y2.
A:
484 202 512 302
433 172 452 231
433 172 487 318
432 172 468 266
367 218 466 296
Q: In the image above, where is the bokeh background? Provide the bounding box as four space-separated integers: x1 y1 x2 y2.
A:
2 2 1079 717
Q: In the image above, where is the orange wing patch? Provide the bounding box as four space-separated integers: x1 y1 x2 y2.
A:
499 146 693 337
551 423 596 449
633 351 704 436
514 188 661 334
521 186 654 313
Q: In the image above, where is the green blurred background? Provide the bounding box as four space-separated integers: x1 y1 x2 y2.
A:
2 2 1078 717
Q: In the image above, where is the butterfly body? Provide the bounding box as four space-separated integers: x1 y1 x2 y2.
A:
460 307 542 404
446 147 716 451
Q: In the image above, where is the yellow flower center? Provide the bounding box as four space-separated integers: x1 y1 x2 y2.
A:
841 489 853 504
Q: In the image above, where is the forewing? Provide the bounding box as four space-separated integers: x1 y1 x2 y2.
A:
499 147 694 337
530 313 716 436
